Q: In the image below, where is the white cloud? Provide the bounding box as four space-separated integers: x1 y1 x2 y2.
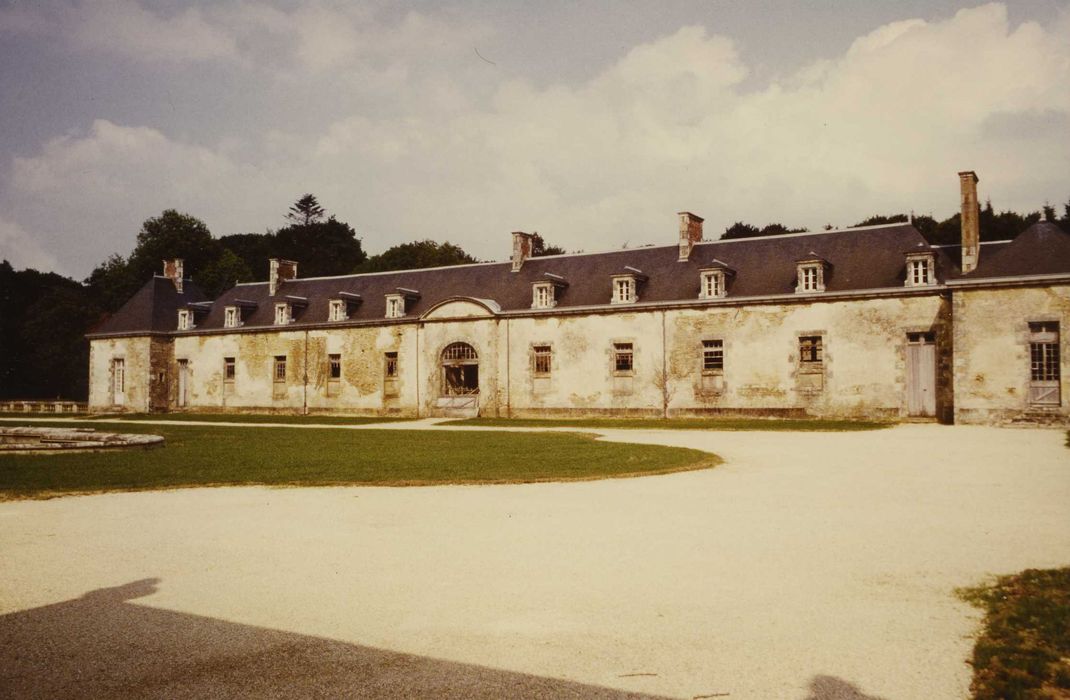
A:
2 3 1068 277
0 218 61 273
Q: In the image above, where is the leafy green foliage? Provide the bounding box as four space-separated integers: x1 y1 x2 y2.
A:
286 193 325 226
0 421 718 498
273 217 366 277
959 568 1070 699
532 232 566 256
721 222 807 240
355 239 476 273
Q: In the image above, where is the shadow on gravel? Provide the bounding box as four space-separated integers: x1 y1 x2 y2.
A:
0 579 669 699
803 675 888 700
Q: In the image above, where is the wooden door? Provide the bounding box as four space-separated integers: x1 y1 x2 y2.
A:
906 333 936 417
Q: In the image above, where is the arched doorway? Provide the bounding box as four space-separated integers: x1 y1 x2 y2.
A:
441 342 479 396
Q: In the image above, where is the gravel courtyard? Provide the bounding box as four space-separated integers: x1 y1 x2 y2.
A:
1 423 1067 699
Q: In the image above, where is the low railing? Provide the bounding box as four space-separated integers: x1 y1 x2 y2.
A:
0 400 88 414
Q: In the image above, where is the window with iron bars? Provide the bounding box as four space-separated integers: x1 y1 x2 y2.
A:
614 342 634 372
702 339 723 372
533 345 552 375
273 355 287 382
328 354 341 380
799 335 823 365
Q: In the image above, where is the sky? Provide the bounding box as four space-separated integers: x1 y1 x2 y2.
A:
0 0 1068 279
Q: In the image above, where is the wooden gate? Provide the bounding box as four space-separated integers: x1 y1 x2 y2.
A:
906 332 936 417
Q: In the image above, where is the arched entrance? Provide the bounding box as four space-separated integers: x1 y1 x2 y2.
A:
441 342 479 396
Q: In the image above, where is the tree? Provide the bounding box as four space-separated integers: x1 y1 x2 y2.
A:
853 214 908 227
355 240 476 273
287 194 325 226
721 222 760 240
273 217 367 277
532 233 566 257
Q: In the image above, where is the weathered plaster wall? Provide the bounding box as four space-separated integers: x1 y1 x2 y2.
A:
504 295 949 419
419 318 501 416
953 285 1070 425
88 336 152 412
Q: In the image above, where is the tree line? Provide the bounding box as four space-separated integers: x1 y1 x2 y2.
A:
1 194 1066 401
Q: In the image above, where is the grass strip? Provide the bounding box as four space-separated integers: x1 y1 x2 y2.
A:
958 567 1070 699
0 421 719 500
81 413 409 425
439 417 891 431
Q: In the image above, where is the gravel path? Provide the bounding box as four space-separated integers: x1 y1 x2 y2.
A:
1 424 1067 699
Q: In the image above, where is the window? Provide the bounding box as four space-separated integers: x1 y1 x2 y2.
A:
905 254 935 287
386 295 405 319
533 345 552 375
274 303 291 325
1029 322 1060 405
384 352 399 378
112 358 125 393
532 283 555 309
223 357 235 382
796 259 827 293
700 271 724 299
799 335 823 365
614 342 634 372
329 299 347 322
702 339 724 372
613 278 635 304
273 355 287 382
801 266 819 291
177 309 193 330
328 353 341 380
224 306 240 328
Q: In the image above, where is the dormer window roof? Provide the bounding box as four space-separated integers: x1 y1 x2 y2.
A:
904 251 936 287
795 254 830 294
610 267 647 305
223 299 257 329
178 302 211 330
385 288 420 319
177 308 194 331
532 273 568 310
699 259 735 300
328 293 361 322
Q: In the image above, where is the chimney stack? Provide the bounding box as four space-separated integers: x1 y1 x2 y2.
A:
511 231 535 272
163 259 184 293
269 258 298 296
677 212 704 261
959 171 980 273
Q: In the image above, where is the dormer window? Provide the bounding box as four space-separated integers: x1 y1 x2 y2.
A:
177 309 193 330
795 256 829 294
386 295 405 319
699 261 734 300
329 299 347 321
905 253 935 287
224 306 241 328
611 268 645 304
532 283 555 309
274 302 292 325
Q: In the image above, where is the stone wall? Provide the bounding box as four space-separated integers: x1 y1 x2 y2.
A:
88 336 152 412
953 284 1070 425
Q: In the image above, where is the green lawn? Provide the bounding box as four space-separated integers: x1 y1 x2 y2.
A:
0 421 718 499
440 416 891 431
82 412 408 425
959 567 1070 699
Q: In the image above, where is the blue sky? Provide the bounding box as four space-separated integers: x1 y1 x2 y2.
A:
1 0 1068 277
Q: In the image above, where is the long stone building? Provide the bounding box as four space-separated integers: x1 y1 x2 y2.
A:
87 172 1070 424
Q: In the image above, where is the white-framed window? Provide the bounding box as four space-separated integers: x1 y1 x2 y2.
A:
385 295 405 319
796 263 826 293
702 339 724 372
329 299 347 321
274 303 291 325
532 283 556 309
273 355 287 382
700 270 727 299
905 254 935 287
112 358 125 395
612 277 636 304
177 309 193 330
223 357 236 382
613 342 634 373
533 345 552 375
224 306 240 328
1029 321 1061 406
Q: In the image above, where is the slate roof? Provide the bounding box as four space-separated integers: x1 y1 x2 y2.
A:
86 276 206 337
954 222 1070 280
90 220 1067 338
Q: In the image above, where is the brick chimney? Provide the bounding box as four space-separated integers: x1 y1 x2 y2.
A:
511 231 535 272
269 258 298 296
677 212 704 261
959 171 980 273
162 259 184 293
